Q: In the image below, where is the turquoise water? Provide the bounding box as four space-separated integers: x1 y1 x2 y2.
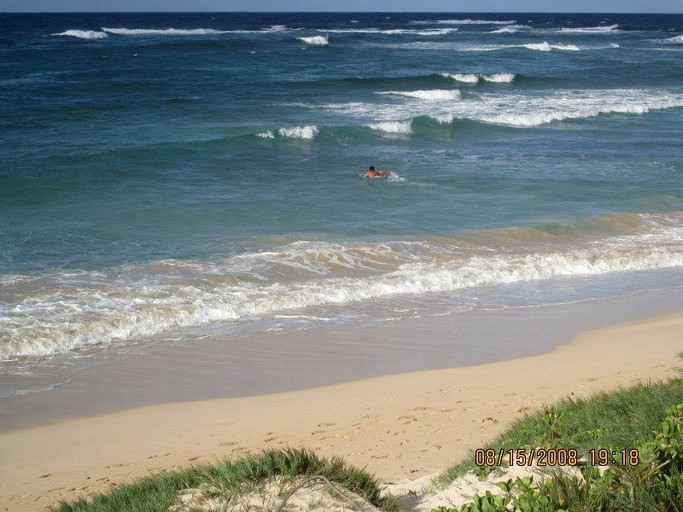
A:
1 13 682 371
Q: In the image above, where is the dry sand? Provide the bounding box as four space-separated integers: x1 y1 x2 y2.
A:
1 310 681 512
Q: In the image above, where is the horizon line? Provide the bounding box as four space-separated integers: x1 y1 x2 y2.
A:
2 10 683 14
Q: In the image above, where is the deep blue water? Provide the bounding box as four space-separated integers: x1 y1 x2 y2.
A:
0 12 682 366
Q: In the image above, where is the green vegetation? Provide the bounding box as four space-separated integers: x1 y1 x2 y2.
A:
437 378 683 485
54 447 400 512
54 368 683 511
433 377 683 512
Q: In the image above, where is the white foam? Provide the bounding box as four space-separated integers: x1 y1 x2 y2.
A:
379 89 461 101
409 28 459 36
490 24 533 34
298 35 329 45
444 73 516 84
101 27 228 36
0 212 683 360
523 42 581 52
490 27 518 34
386 173 407 182
277 125 319 139
317 28 457 36
2 216 681 360
52 30 108 39
457 42 582 52
475 89 683 127
324 88 683 129
446 73 480 84
483 73 516 83
412 19 516 25
257 126 319 140
559 24 619 33
365 121 413 134
664 35 683 44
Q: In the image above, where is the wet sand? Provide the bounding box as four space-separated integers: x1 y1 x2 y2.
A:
0 290 681 511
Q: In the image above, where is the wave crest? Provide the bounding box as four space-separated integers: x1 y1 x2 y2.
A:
298 35 329 45
559 24 619 33
258 126 319 140
444 72 516 84
365 121 413 134
101 27 227 36
379 89 461 100
523 42 581 51
53 30 108 39
2 212 681 360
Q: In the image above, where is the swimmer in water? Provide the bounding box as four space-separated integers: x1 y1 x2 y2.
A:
363 165 393 178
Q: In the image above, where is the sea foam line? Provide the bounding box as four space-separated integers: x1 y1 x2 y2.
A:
324 88 683 129
101 27 229 35
52 30 108 39
411 19 516 25
318 28 458 36
378 89 462 100
523 42 581 52
444 72 516 84
1 214 681 360
52 27 262 38
461 42 582 52
559 24 620 33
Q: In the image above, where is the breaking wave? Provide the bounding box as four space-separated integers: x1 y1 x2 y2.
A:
444 73 516 84
257 125 319 140
365 121 413 134
559 24 620 33
323 88 683 129
298 35 329 45
2 212 681 360
523 42 581 51
378 89 461 100
411 19 516 26
101 27 229 36
52 30 108 39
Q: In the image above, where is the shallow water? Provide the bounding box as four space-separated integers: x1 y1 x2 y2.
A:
1 13 682 393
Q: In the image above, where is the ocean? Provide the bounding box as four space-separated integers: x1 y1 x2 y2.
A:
1 12 682 397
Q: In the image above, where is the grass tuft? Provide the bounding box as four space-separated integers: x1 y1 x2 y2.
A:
53 447 399 512
436 378 683 487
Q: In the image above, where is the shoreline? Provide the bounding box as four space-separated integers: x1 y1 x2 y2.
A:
1 287 682 433
0 298 681 511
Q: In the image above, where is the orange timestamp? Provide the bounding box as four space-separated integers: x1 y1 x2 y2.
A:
474 448 640 467
475 448 579 467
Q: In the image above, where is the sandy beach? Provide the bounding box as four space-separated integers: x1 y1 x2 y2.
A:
1 297 681 511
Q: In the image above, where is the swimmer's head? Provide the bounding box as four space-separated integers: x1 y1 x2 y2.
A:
369 166 375 170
